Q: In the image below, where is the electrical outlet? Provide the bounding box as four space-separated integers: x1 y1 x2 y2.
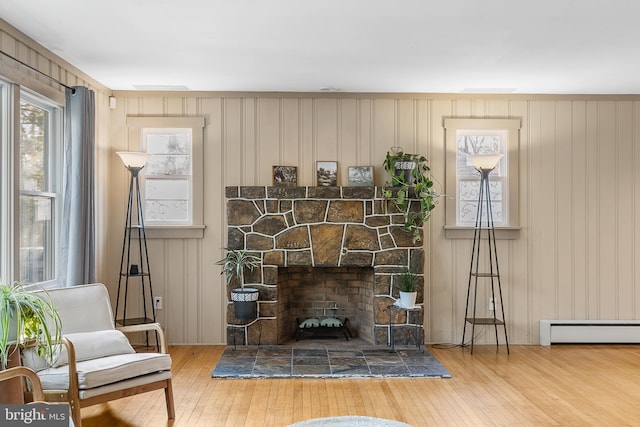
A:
488 297 495 311
153 296 163 310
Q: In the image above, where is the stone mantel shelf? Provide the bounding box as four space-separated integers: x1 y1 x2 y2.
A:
226 186 396 200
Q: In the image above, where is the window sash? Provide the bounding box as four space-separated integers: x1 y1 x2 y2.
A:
18 93 62 284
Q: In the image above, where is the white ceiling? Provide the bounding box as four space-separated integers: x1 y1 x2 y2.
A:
1 0 640 94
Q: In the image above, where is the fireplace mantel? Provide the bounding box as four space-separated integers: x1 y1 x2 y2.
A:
224 186 424 346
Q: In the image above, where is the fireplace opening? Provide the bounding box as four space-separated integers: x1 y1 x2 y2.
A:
277 266 375 344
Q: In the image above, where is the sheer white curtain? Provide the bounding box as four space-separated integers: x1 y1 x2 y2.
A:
58 86 95 286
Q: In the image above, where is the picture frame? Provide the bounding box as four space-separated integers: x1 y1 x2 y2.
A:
348 166 374 187
316 161 338 186
272 166 298 187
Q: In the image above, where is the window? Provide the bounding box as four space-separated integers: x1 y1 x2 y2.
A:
444 118 520 239
126 117 205 238
19 93 62 283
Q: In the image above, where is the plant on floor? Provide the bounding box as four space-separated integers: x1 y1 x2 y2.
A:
382 148 438 243
0 282 62 369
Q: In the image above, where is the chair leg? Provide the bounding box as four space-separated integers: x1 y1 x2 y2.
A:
165 379 175 419
70 397 82 427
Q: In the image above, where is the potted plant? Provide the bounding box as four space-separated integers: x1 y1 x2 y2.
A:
383 148 438 243
216 249 262 320
0 282 62 402
396 269 419 308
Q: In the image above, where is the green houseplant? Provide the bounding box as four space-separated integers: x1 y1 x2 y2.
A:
395 269 419 308
383 148 438 243
216 249 262 320
0 282 62 370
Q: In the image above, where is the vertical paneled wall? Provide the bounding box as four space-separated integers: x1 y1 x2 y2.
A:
108 92 640 345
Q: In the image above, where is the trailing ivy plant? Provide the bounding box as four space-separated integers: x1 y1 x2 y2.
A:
383 149 438 243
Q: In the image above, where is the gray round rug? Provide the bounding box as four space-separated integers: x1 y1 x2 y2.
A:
288 416 412 427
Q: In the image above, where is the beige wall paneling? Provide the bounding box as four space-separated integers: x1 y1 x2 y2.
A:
257 98 280 185
616 101 635 319
339 99 358 179
429 99 455 344
299 98 314 185
358 100 377 184
508 99 531 343
372 99 395 172
201 96 225 344
570 101 588 321
596 101 617 320
281 98 300 171
315 98 339 183
224 98 244 187
555 100 574 320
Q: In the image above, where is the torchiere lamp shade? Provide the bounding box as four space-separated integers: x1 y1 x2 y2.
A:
116 151 151 170
469 153 502 172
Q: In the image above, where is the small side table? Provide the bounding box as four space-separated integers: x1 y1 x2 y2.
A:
387 304 424 353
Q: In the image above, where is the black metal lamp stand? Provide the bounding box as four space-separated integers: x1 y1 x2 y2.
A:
114 152 156 346
461 156 510 354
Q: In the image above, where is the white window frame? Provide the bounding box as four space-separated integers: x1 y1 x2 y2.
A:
126 116 205 239
17 90 63 285
444 118 521 239
0 79 15 283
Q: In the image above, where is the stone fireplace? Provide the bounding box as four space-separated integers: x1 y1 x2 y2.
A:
224 186 424 346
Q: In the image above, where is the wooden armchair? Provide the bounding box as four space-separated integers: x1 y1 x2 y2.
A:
22 283 174 427
0 366 74 426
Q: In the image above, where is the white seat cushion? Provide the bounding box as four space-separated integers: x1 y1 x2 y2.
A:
38 352 171 390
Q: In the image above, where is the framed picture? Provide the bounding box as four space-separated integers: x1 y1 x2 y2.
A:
316 161 338 186
348 166 374 186
272 166 298 187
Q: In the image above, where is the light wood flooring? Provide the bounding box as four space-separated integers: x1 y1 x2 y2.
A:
79 344 640 426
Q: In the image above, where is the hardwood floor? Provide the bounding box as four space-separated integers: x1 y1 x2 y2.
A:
79 344 640 426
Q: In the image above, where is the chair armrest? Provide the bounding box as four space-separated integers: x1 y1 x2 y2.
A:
0 366 45 401
117 322 168 353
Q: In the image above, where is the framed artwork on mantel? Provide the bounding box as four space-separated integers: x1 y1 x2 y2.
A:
348 166 374 186
316 161 338 186
272 166 298 187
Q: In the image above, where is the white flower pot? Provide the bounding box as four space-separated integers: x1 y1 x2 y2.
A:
398 291 417 308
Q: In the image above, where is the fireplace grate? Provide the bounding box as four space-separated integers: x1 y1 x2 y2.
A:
294 317 353 341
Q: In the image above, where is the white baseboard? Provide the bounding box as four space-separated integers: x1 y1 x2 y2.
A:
540 320 640 345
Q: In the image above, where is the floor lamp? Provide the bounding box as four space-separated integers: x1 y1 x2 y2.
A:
115 152 157 344
461 153 510 354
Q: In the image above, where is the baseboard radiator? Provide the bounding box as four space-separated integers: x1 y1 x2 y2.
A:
540 320 640 345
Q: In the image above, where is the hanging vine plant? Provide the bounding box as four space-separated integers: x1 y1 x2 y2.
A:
383 148 438 243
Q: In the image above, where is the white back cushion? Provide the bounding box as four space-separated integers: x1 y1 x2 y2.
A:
43 283 115 333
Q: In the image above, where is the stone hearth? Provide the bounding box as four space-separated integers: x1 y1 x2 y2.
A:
224 186 424 346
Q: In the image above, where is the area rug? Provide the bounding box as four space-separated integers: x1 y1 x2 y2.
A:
211 345 451 378
287 416 412 427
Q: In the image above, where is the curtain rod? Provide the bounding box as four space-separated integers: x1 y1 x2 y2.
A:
0 50 76 94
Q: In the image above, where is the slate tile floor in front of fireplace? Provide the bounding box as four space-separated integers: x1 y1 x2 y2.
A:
211 345 451 378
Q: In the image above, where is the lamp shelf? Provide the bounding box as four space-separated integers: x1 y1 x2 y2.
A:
470 272 499 278
116 317 155 327
119 272 150 277
465 317 505 326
